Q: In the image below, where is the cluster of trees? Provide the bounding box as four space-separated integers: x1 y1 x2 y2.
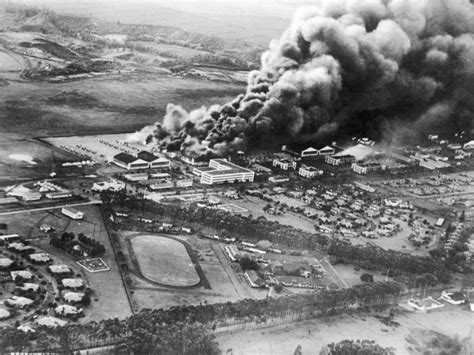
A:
327 240 450 284
192 53 257 70
5 4 94 37
428 225 473 273
105 196 330 251
0 321 219 355
0 282 401 352
77 233 106 256
104 195 452 284
239 256 259 271
320 340 395 355
50 232 105 257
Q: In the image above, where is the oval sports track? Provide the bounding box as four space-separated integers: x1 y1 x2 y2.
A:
130 234 203 288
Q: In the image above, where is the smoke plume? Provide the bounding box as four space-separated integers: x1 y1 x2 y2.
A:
133 0 474 157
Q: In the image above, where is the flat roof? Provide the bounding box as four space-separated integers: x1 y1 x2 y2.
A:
62 207 81 214
0 234 20 240
197 159 253 176
195 167 215 172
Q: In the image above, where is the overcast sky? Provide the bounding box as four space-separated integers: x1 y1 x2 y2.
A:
8 0 314 17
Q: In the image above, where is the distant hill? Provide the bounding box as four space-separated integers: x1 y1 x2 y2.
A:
0 3 262 65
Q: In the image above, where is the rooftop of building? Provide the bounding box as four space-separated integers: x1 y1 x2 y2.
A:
332 154 355 159
113 152 137 164
195 159 253 176
137 151 169 162
300 165 321 171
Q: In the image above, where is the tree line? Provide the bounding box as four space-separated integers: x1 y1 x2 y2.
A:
327 240 450 283
319 339 395 355
106 195 330 251
105 195 451 282
0 282 401 353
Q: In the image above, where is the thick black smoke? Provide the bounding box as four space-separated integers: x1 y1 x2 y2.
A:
131 0 474 157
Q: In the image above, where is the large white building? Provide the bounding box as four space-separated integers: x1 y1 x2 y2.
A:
318 146 336 156
298 165 323 178
112 151 170 170
61 207 84 220
193 159 254 185
463 140 474 150
137 151 170 169
325 154 355 166
300 147 319 158
273 158 296 170
112 153 149 170
301 146 336 158
351 162 382 175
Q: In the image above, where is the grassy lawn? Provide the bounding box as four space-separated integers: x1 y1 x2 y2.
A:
131 234 200 287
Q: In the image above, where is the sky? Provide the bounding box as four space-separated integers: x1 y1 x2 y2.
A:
6 0 314 18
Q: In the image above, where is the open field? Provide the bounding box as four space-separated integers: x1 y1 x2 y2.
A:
0 73 245 137
46 133 148 164
0 71 244 182
130 235 200 287
332 264 392 287
0 138 82 184
217 308 474 355
218 203 248 214
227 195 317 233
0 44 25 71
128 41 209 59
116 231 266 311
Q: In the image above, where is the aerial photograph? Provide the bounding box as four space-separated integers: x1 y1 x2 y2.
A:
0 0 472 353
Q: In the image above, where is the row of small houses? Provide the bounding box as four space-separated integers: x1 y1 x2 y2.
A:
444 223 467 253
1 260 84 290
0 234 87 323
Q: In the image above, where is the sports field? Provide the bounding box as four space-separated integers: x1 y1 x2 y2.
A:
131 235 200 287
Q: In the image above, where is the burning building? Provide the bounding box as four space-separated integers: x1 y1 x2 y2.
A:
132 0 474 157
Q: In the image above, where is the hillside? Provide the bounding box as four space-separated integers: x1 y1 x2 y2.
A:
0 3 249 183
0 3 262 70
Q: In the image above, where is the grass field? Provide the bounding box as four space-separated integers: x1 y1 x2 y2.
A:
131 235 200 287
230 196 317 233
115 231 262 311
216 308 474 355
218 204 248 214
0 138 81 184
0 46 25 71
0 73 245 137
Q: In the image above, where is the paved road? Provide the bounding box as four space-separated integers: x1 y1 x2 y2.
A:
0 200 101 216
321 257 349 288
212 243 254 299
